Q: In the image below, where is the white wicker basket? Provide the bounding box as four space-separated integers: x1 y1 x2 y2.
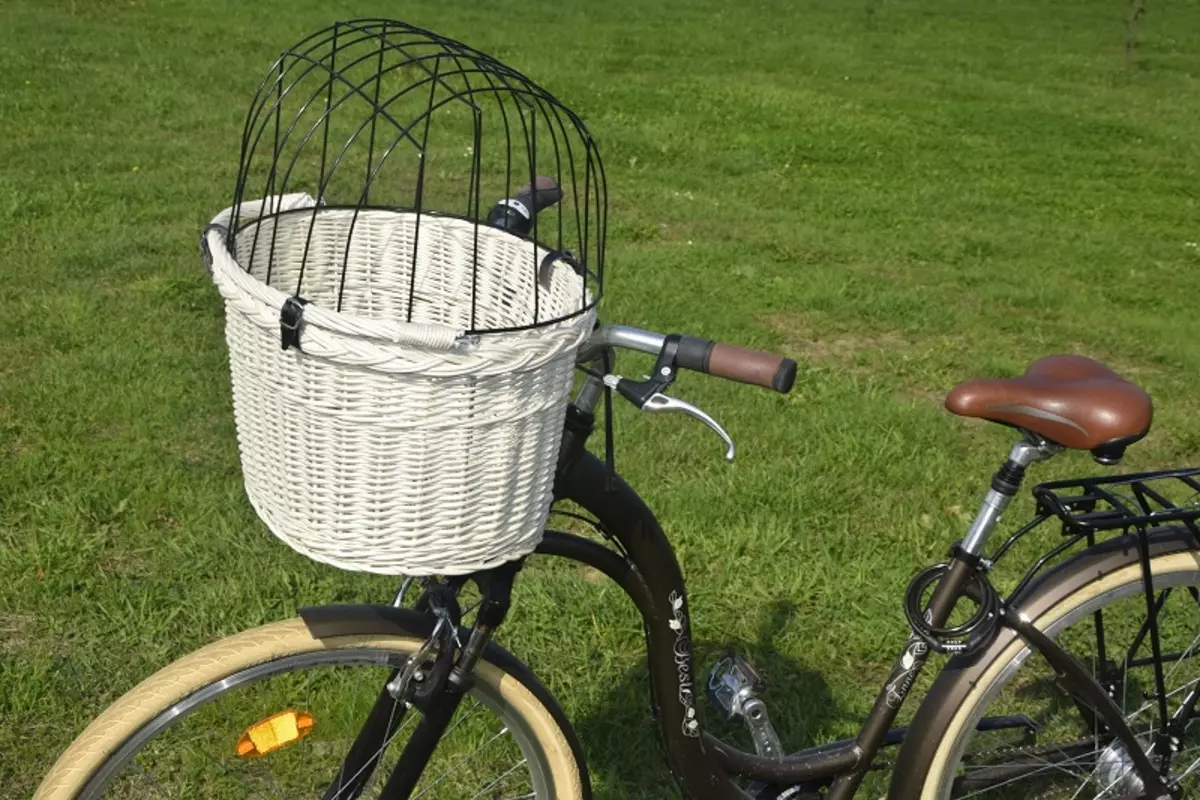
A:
202 195 595 576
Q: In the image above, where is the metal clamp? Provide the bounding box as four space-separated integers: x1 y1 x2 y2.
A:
539 248 584 287
386 613 448 701
386 584 463 701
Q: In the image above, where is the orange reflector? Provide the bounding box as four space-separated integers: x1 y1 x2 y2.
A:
235 710 314 758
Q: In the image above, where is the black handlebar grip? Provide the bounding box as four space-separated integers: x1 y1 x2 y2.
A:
675 335 716 373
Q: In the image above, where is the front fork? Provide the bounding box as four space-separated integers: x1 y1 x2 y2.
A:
324 563 523 800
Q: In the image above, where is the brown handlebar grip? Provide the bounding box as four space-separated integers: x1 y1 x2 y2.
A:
514 175 564 214
707 342 797 393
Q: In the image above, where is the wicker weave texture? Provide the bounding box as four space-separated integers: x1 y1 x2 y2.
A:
205 199 594 575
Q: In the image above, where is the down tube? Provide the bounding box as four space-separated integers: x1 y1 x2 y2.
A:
551 452 747 800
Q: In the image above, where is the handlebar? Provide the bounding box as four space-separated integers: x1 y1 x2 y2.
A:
582 325 797 394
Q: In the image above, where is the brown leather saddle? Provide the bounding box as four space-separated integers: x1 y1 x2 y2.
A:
945 355 1153 463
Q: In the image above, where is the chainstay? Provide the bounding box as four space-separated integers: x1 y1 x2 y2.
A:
867 735 1107 780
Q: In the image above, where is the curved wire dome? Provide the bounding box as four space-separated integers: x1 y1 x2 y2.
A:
227 19 605 334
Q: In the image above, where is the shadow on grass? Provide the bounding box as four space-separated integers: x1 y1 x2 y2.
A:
572 599 842 799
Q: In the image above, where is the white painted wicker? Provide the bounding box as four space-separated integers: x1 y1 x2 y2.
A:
203 195 594 575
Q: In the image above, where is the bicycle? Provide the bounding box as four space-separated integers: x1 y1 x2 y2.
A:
35 312 1200 798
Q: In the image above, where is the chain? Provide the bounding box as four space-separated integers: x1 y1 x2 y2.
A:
755 737 1116 800
912 734 1098 766
864 735 1105 778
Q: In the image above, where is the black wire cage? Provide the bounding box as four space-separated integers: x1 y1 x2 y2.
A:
225 19 605 335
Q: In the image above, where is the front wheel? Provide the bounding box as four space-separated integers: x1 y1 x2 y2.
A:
895 536 1200 799
36 616 587 799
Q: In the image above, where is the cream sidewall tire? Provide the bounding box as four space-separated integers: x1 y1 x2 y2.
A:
36 618 584 800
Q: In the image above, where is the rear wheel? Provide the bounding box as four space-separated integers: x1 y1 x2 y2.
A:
902 545 1200 798
36 617 586 799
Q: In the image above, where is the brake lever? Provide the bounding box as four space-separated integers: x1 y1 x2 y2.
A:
604 374 735 463
644 393 736 463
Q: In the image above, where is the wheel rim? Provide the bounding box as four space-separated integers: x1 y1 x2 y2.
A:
937 569 1200 798
78 646 554 799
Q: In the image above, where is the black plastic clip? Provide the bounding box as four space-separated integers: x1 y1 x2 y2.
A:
950 542 987 571
199 223 228 274
613 334 682 408
538 249 584 288
280 296 309 351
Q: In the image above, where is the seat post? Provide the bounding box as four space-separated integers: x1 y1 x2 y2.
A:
959 434 1063 557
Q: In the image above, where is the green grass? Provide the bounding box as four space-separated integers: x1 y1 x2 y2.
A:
3 0 1200 796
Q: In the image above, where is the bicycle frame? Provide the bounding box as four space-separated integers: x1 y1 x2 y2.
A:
540 420 1176 798
527 330 1177 798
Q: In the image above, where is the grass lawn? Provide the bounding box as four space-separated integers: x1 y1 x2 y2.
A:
3 0 1200 796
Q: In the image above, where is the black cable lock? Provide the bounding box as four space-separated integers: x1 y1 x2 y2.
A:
904 564 1002 656
280 296 309 351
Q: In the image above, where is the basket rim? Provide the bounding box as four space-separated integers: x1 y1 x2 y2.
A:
210 204 601 339
231 204 603 284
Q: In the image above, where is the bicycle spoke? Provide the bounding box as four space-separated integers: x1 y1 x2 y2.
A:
1172 750 1200 782
329 669 374 796
1072 768 1123 800
958 744 1093 797
330 706 419 800
411 726 514 799
465 759 528 800
434 697 485 742
1165 629 1200 684
354 693 405 798
957 760 1084 797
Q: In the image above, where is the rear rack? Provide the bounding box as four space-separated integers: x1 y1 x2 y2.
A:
1033 468 1200 535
